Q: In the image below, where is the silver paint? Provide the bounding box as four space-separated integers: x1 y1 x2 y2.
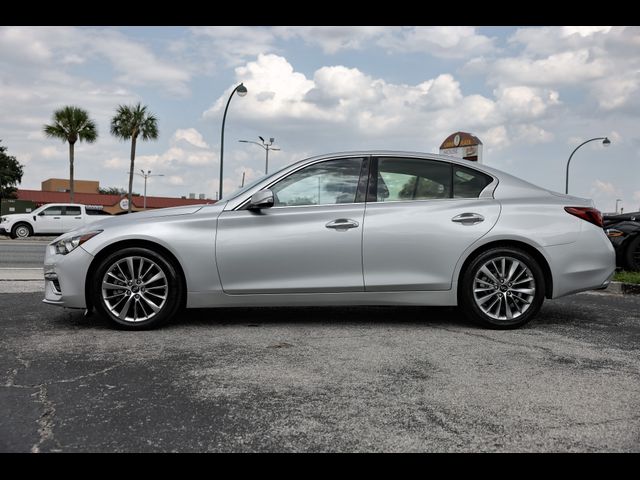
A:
42 151 615 317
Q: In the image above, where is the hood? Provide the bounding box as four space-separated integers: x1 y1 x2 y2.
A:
91 204 212 229
54 204 219 240
1 212 32 220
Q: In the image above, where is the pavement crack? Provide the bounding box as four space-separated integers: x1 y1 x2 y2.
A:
44 364 122 386
4 355 32 387
30 384 61 453
558 415 640 430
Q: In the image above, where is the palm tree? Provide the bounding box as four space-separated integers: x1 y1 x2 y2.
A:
110 103 159 213
43 106 98 203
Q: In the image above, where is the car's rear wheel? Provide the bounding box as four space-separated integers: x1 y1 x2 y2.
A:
460 247 545 329
11 223 32 239
91 247 183 330
624 235 640 271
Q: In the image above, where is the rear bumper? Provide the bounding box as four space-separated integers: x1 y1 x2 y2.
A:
545 224 616 298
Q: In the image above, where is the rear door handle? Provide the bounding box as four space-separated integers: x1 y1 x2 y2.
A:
53 217 61 219
74 217 82 219
452 213 484 225
326 218 359 229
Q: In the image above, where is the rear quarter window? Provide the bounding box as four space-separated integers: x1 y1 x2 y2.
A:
453 166 493 198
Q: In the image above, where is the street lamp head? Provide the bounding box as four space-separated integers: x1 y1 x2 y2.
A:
269 137 274 144
603 137 611 147
236 83 248 97
258 136 264 143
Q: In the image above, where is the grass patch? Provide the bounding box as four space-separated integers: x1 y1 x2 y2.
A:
614 270 640 284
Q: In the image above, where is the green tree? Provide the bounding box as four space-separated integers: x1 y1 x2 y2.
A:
43 106 98 203
110 103 159 213
99 186 140 196
0 140 24 199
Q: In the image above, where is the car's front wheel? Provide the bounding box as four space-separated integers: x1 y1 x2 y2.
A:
91 247 184 330
10 223 32 239
459 247 545 329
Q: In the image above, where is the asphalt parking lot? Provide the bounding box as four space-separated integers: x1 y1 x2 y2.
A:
1 287 639 452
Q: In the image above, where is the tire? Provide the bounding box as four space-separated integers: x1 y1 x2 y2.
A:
10 223 32 239
91 247 184 330
624 235 640 271
459 247 545 329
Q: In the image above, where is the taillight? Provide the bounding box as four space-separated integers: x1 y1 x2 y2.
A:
564 207 603 228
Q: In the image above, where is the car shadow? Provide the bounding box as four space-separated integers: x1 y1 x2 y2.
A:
167 305 474 329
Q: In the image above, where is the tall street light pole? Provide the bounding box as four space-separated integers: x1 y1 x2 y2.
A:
565 137 611 194
135 170 164 210
238 136 281 174
219 83 247 200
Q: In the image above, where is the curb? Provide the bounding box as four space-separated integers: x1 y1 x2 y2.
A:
605 281 640 295
0 268 43 281
0 236 56 242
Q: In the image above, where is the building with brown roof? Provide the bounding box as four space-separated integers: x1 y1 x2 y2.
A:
16 178 216 214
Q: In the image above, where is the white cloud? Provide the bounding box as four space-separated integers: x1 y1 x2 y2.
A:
562 26 612 37
495 86 560 119
481 125 510 151
592 180 619 196
0 26 191 96
188 26 495 63
173 128 209 149
274 26 391 54
204 54 505 147
512 124 554 144
377 26 495 59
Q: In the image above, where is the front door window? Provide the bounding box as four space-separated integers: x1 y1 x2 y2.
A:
270 158 364 207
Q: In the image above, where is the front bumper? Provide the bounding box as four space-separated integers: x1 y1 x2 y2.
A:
43 244 94 309
0 226 8 235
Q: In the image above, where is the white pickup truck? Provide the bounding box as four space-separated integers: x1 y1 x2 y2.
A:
0 203 111 239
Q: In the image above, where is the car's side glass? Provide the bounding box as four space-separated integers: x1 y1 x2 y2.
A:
270 158 364 207
453 165 493 198
42 206 63 216
376 157 452 202
63 206 81 216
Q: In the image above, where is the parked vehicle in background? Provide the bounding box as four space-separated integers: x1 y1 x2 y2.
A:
42 151 615 330
604 211 640 270
0 203 110 239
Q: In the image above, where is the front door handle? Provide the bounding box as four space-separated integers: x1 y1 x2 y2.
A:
452 213 484 225
326 218 359 229
53 217 61 219
74 217 82 219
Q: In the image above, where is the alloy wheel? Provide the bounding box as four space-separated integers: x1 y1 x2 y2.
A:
101 256 168 323
473 256 536 321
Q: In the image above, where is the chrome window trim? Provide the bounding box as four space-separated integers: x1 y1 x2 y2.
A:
227 151 498 211
368 197 496 206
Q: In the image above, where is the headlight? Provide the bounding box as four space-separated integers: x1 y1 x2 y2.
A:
0 217 6 223
53 230 102 255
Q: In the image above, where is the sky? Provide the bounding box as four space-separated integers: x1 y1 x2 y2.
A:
0 26 639 213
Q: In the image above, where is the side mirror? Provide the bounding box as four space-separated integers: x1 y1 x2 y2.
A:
248 189 274 210
38 212 45 216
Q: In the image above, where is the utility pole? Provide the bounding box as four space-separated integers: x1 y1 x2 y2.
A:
238 136 280 175
132 170 164 210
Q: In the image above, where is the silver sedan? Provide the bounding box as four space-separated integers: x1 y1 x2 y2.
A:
43 151 615 330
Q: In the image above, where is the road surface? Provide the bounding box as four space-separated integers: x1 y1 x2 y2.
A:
0 240 48 268
1 289 638 452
